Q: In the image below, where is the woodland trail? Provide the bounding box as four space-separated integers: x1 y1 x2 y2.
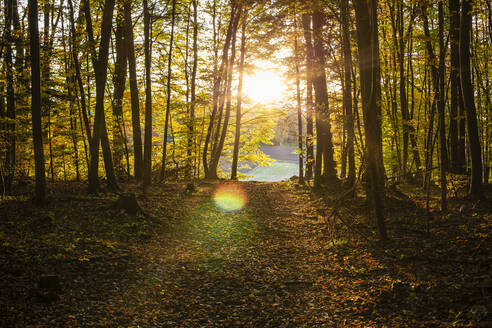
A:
1 181 490 327
119 181 338 327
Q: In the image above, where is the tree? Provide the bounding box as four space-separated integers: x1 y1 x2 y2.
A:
143 0 153 189
340 0 355 187
161 0 177 180
29 0 46 205
311 6 337 187
231 10 247 180
353 0 387 241
460 0 484 199
124 0 143 181
85 0 118 193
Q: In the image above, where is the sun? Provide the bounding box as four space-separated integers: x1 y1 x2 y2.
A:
243 70 286 104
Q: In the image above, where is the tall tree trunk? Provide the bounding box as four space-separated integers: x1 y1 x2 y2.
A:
353 0 387 241
312 7 337 186
186 0 199 180
209 7 241 177
112 2 127 177
203 4 240 179
294 14 304 184
301 13 314 180
143 0 153 189
231 10 247 180
86 0 118 193
438 1 447 211
29 0 46 205
68 0 91 142
449 0 466 173
161 0 177 181
340 0 355 187
123 0 143 181
460 0 484 199
4 0 15 194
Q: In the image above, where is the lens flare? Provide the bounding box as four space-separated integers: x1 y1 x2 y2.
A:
213 183 248 212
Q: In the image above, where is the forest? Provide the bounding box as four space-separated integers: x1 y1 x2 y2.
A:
0 0 491 326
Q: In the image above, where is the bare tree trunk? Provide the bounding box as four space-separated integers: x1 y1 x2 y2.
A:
29 0 46 205
460 0 484 199
301 13 314 180
142 0 153 190
231 10 247 181
123 0 143 181
438 1 447 211
312 7 337 186
340 0 355 187
112 2 127 178
161 0 177 181
4 0 15 194
85 0 118 193
294 14 304 184
353 0 387 241
449 0 466 174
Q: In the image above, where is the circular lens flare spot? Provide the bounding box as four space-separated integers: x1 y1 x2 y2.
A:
213 183 248 212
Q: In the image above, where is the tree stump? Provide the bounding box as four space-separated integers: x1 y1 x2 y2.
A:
114 192 144 216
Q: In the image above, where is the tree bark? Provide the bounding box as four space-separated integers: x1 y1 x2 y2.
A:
86 0 118 193
301 13 314 180
123 0 143 181
311 7 337 187
143 0 153 189
459 0 484 199
29 0 46 205
353 0 387 241
340 0 355 187
161 0 177 180
231 10 247 180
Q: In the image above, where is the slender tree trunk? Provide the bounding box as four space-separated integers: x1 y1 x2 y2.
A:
460 0 484 199
312 7 337 186
86 0 118 193
231 11 247 180
301 13 314 180
186 0 199 180
209 7 241 177
29 0 46 205
449 0 466 174
143 0 153 189
438 1 447 211
4 0 15 194
161 0 177 181
340 0 355 187
353 0 387 241
112 2 127 177
294 14 304 184
123 0 143 181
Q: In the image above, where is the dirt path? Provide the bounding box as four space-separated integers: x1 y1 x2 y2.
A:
120 181 334 327
2 181 489 327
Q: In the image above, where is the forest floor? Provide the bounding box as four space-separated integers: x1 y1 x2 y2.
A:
0 179 491 327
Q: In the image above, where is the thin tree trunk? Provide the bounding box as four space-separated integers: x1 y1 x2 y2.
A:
312 7 337 186
112 2 127 178
143 0 153 189
29 0 46 205
353 0 387 241
86 0 118 193
123 0 143 181
460 0 483 199
438 1 447 211
231 10 247 180
302 13 314 180
340 0 355 187
294 14 304 183
161 0 177 180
